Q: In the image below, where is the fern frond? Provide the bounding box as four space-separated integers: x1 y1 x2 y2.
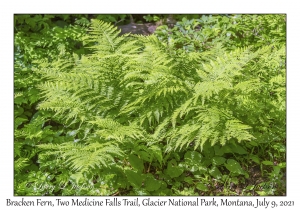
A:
224 119 255 143
171 98 194 128
89 117 144 141
88 19 122 52
234 79 261 93
14 158 29 172
38 141 123 173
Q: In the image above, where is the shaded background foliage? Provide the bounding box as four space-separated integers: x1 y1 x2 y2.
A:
14 14 286 196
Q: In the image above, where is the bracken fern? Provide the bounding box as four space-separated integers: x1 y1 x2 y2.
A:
35 19 285 194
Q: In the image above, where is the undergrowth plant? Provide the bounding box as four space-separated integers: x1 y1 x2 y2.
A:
155 14 285 52
14 14 92 195
14 15 286 196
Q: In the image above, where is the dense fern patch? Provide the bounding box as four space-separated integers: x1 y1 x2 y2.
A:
14 15 286 196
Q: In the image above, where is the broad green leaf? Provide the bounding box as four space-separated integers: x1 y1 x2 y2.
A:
186 165 198 172
215 144 247 156
198 166 207 174
211 156 226 165
214 145 232 156
14 107 24 117
249 155 260 164
14 94 26 105
184 151 202 172
209 166 222 179
184 151 202 164
184 177 194 184
14 117 28 128
129 154 144 171
132 189 149 195
139 151 151 162
125 170 143 188
230 143 248 154
225 159 244 174
145 174 161 191
196 183 208 191
272 166 281 175
248 141 258 147
165 160 184 178
262 161 273 166
245 185 255 190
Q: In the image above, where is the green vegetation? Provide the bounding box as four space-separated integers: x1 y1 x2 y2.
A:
14 14 286 196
